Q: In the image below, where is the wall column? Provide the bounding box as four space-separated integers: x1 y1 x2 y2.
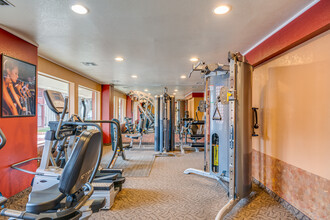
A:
126 95 133 118
101 84 114 144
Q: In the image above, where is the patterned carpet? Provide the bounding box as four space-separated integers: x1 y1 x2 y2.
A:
1 149 298 220
92 151 297 220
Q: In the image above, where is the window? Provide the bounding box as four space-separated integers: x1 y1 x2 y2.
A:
113 95 126 123
37 74 69 145
78 86 98 120
118 98 126 123
113 96 116 119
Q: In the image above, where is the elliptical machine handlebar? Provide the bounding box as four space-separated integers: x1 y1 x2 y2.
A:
0 128 6 150
55 97 69 140
82 98 86 121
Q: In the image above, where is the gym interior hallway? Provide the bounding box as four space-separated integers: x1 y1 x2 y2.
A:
92 147 297 220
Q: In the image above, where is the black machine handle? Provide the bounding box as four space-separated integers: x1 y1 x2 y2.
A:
55 97 69 140
82 98 86 121
0 128 6 150
252 107 259 136
212 105 222 121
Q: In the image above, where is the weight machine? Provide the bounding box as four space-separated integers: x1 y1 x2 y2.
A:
184 52 257 220
128 90 155 132
154 87 176 156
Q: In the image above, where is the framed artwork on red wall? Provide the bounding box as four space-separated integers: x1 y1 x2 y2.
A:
1 54 36 117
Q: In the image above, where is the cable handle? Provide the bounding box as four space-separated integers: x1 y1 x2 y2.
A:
81 98 86 121
252 107 259 136
212 104 222 121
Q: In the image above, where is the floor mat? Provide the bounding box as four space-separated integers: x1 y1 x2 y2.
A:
101 146 156 177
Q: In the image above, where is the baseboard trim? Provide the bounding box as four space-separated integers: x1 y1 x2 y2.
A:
253 178 311 220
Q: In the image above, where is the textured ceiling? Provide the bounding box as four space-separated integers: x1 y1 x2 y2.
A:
0 0 315 98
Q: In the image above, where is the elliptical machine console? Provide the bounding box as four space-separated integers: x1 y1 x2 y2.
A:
44 90 66 116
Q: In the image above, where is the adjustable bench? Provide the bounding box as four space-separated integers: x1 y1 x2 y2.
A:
125 133 143 148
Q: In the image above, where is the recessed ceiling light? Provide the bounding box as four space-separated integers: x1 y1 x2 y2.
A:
144 89 148 92
173 93 176 95
180 75 187 79
213 5 231 15
190 57 199 62
174 89 178 92
71 4 88 14
115 57 124 61
131 75 137 78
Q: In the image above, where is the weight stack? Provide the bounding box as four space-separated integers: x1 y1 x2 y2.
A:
154 96 160 151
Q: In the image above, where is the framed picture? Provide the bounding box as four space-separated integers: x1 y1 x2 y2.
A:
1 54 36 117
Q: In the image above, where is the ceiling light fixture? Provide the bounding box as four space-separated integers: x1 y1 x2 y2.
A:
190 57 199 62
131 75 137 78
144 89 148 92
180 75 187 79
173 93 176 95
213 5 231 15
71 4 88 14
174 89 178 92
115 57 124 61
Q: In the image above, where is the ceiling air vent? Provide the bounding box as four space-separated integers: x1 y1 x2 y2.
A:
81 62 97 66
0 0 14 6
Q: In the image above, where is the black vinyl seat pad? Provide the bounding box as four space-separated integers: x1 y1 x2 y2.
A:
125 134 142 139
189 134 205 138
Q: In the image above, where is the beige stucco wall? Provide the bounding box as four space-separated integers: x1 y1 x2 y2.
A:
38 57 101 116
252 30 330 179
187 97 204 120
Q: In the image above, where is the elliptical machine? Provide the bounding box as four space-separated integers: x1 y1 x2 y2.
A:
1 125 108 219
11 90 125 210
81 98 127 168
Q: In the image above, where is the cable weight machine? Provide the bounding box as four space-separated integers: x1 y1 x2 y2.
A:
154 87 176 156
184 52 255 220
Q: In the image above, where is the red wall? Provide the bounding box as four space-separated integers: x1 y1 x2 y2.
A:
126 95 132 118
101 84 114 144
0 28 38 197
245 0 330 66
185 92 204 100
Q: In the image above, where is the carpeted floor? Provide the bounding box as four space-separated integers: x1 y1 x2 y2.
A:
1 148 298 220
91 150 297 220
